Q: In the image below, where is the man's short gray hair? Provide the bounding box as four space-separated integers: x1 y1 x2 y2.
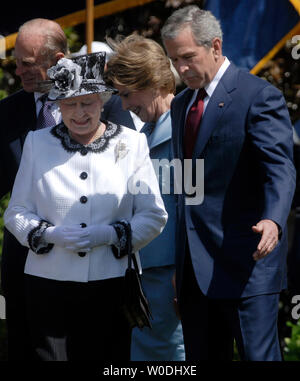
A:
161 5 223 48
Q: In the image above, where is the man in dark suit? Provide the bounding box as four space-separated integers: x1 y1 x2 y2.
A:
0 18 68 360
0 19 134 360
161 6 296 361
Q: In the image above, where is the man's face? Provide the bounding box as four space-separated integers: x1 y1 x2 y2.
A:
163 26 221 89
14 33 52 93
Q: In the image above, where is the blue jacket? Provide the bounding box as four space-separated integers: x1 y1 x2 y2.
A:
139 111 176 269
171 63 296 299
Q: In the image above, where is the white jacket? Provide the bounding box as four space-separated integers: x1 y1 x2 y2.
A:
4 122 167 282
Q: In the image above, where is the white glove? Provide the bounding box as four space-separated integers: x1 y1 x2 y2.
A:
64 225 118 251
43 225 90 250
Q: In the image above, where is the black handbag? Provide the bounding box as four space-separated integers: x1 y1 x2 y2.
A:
121 223 152 330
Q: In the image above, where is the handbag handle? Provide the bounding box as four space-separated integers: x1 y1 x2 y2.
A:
127 222 132 268
126 223 139 273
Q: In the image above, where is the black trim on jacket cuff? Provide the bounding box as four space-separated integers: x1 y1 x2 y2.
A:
111 220 131 259
27 220 54 254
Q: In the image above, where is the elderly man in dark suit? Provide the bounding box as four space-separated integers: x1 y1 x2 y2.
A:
0 18 134 360
161 6 296 361
0 19 67 360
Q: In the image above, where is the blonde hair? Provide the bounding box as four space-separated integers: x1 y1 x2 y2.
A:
105 35 175 94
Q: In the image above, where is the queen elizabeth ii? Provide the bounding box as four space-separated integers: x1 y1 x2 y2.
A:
4 52 167 361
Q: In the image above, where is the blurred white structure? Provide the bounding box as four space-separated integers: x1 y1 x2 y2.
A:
72 41 114 63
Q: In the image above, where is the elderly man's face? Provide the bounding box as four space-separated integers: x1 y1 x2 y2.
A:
163 26 222 90
14 33 53 93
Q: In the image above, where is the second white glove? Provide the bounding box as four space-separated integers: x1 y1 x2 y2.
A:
43 225 90 249
64 224 118 251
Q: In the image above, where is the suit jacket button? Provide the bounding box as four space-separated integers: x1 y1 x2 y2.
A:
80 196 88 204
80 172 88 180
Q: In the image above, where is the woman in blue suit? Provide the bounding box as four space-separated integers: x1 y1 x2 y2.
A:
105 35 185 361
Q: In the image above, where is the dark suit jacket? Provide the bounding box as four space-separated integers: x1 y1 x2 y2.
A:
101 95 136 130
171 63 296 299
0 90 36 296
0 90 135 296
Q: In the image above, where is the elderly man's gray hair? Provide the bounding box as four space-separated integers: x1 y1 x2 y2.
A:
161 5 223 48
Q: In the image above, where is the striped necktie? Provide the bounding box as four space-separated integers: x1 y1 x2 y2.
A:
36 94 56 130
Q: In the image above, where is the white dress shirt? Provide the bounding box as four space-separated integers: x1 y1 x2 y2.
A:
4 121 167 282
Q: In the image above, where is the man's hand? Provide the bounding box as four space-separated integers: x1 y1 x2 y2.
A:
252 219 279 261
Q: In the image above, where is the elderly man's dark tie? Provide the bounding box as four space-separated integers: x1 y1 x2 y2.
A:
184 88 207 159
36 94 56 130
